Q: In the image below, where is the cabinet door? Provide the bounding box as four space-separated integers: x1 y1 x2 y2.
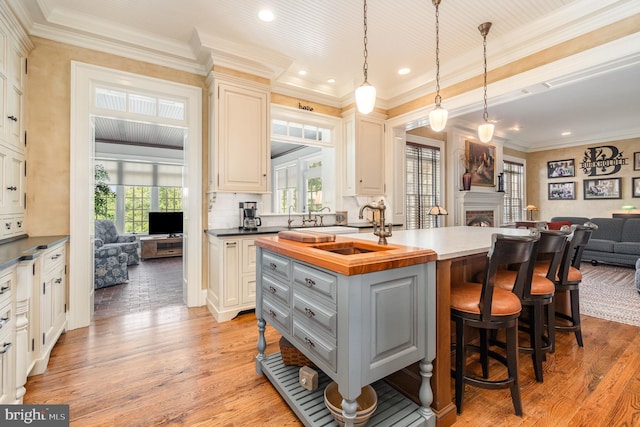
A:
51 264 66 334
356 117 385 195
4 150 24 213
39 278 53 349
221 239 240 307
215 82 268 193
0 331 13 404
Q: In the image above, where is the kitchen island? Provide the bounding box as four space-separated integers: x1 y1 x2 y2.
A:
255 234 438 426
255 226 531 427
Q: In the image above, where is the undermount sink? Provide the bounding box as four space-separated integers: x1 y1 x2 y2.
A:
311 241 390 255
294 226 359 235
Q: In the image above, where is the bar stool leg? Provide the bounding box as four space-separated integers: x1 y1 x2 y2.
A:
454 318 466 414
505 323 523 416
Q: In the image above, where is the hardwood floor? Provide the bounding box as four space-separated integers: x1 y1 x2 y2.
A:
24 307 640 426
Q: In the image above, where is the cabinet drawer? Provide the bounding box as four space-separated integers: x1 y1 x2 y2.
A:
262 251 290 282
292 320 337 372
262 274 290 308
293 292 337 338
42 245 66 273
0 301 12 334
263 296 290 335
293 262 337 305
0 272 12 308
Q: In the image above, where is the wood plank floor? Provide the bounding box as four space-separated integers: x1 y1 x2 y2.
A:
24 307 640 426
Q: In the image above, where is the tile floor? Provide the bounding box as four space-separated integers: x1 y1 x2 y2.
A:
93 256 184 320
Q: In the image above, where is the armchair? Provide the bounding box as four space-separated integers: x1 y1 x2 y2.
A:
94 220 140 265
94 244 128 289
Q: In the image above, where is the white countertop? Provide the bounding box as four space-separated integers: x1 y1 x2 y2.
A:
341 226 532 260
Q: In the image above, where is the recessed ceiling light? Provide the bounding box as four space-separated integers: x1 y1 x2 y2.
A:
509 126 521 132
561 131 572 136
398 68 411 75
327 78 336 83
298 70 307 76
258 9 275 22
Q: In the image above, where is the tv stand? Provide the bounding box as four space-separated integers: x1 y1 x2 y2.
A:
141 235 183 260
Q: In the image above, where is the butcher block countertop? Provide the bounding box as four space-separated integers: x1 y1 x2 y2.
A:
255 233 437 276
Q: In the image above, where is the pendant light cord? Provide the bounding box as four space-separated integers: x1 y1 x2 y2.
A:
362 0 369 83
482 31 489 123
434 1 441 107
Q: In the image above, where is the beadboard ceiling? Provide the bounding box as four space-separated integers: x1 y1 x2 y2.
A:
8 0 640 150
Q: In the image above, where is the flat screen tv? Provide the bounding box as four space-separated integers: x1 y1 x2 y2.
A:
148 212 183 236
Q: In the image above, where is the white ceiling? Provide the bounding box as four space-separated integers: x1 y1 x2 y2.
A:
8 0 640 151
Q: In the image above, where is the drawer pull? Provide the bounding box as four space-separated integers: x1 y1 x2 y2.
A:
304 278 315 287
269 262 277 270
6 186 16 191
268 286 276 294
0 342 12 354
7 115 17 122
51 254 61 260
0 286 8 294
304 307 315 318
267 309 277 318
304 337 315 348
5 223 10 230
55 278 63 284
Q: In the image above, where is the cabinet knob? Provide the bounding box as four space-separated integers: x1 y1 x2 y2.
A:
0 286 8 294
6 186 16 191
0 342 12 354
304 307 315 318
55 278 63 284
304 337 315 348
267 309 277 318
7 115 17 122
0 316 8 327
304 278 315 287
269 262 277 270
268 286 276 294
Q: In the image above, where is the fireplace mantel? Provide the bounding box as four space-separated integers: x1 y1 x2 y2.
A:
454 190 505 227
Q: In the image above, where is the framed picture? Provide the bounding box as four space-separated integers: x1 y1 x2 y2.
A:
583 177 621 200
633 177 640 198
465 140 495 187
547 159 575 178
548 181 575 200
634 152 640 171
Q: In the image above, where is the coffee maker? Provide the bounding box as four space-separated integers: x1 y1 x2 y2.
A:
242 201 262 230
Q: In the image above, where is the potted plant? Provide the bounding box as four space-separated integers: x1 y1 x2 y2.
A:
94 164 115 219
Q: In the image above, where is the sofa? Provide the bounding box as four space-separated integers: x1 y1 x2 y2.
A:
94 244 128 289
94 220 140 265
550 216 640 267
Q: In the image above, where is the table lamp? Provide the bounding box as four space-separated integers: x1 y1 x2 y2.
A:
427 205 448 228
525 204 538 221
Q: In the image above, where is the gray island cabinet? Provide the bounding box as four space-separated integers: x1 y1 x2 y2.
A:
255 239 437 427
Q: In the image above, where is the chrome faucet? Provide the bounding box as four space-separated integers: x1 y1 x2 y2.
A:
301 206 318 227
316 207 330 225
359 200 392 245
287 205 295 229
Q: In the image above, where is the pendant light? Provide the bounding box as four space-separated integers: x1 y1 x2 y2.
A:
429 0 448 132
477 22 494 143
355 0 376 114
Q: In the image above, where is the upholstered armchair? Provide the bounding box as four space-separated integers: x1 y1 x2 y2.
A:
94 244 128 289
94 220 140 265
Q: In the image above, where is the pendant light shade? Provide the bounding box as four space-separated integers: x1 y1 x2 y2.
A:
430 0 448 132
356 0 376 114
478 22 493 143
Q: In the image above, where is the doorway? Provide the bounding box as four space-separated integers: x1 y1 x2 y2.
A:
70 62 203 330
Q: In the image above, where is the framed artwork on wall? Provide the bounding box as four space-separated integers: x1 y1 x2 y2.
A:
548 182 575 200
583 178 621 200
547 159 575 178
465 140 495 187
634 152 640 171
633 177 640 198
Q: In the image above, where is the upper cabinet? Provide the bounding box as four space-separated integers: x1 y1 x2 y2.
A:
343 110 386 196
208 73 270 193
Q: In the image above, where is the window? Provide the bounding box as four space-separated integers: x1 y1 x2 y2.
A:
124 186 151 233
274 164 298 213
503 160 525 224
159 187 182 211
405 142 441 229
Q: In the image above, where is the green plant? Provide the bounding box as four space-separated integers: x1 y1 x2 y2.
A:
94 164 115 219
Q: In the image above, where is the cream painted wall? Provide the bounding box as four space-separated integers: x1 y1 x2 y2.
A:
26 37 209 236
526 137 640 221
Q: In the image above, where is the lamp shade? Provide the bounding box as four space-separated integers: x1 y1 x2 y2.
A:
429 106 448 132
478 123 494 143
525 205 538 211
427 206 448 215
356 82 376 114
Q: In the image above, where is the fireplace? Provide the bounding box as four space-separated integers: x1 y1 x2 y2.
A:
466 210 494 227
455 190 505 227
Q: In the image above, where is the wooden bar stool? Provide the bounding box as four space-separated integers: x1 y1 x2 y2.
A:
552 223 596 347
482 229 569 382
450 233 539 416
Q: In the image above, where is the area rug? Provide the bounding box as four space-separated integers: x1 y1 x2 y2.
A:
578 263 640 327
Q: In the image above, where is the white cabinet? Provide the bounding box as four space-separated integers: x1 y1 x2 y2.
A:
207 234 262 322
30 241 67 376
209 73 270 193
342 110 386 196
0 268 15 404
0 12 30 236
